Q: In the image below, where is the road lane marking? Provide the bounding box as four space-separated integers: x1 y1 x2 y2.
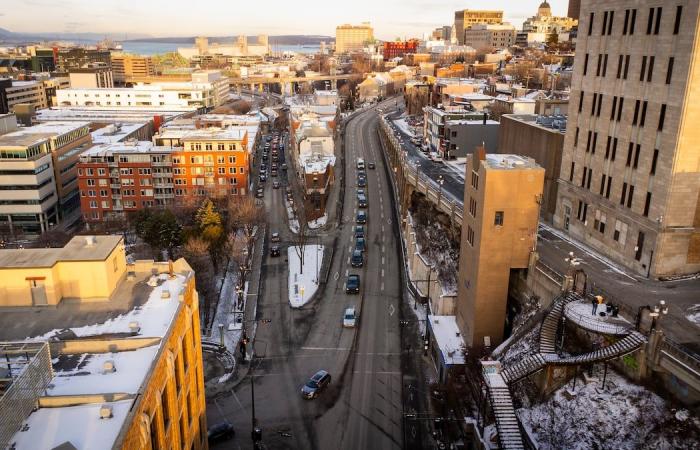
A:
388 304 395 316
382 256 385 265
302 347 351 351
348 246 352 253
347 257 351 265
334 271 339 280
381 269 385 277
382 245 385 253
345 269 349 276
381 282 385 291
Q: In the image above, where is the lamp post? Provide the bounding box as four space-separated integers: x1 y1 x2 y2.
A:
649 300 669 331
436 175 444 207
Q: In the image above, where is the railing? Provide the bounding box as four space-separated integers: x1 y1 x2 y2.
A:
563 300 634 336
660 338 700 374
534 260 565 285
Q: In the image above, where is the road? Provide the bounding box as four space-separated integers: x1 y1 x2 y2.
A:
208 100 406 449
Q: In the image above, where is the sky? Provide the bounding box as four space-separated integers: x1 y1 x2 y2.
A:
4 0 569 40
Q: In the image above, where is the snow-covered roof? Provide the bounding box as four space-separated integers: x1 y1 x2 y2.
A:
91 122 148 144
301 154 336 174
428 315 465 365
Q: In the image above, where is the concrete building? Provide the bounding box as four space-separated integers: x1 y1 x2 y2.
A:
56 70 230 110
0 79 48 114
432 26 453 41
110 53 156 84
521 1 579 46
178 36 269 60
463 23 517 51
423 105 484 154
54 48 112 72
454 10 504 45
457 152 544 348
0 236 207 450
40 76 70 107
443 118 500 159
0 113 17 135
335 23 374 54
568 0 581 20
498 114 567 221
68 64 114 88
0 121 92 234
554 0 700 278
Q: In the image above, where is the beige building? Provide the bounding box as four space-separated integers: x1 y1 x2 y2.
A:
0 236 208 450
457 152 544 348
521 1 578 45
335 23 374 53
463 23 516 50
0 79 47 113
554 0 700 278
454 10 504 45
68 65 114 89
111 53 156 84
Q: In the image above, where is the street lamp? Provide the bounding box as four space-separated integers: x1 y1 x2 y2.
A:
436 175 444 207
218 323 225 348
649 300 669 331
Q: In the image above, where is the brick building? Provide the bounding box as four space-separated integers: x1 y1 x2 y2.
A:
383 40 419 60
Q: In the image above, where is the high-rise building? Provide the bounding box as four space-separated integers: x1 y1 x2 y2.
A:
568 0 582 20
457 151 544 348
335 23 374 54
0 236 207 450
0 78 48 114
110 53 156 84
453 10 504 45
553 0 700 278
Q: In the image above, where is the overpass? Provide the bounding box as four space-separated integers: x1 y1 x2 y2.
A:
226 73 362 94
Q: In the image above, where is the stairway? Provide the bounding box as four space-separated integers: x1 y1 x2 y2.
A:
484 373 526 450
539 291 581 355
556 331 647 365
501 353 548 384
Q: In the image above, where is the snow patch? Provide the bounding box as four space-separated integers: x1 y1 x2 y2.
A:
288 245 324 308
686 305 700 326
308 213 327 230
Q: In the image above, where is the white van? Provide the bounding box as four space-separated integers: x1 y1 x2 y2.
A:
356 158 365 170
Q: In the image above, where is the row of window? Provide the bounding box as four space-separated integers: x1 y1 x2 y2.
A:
582 53 674 85
188 143 241 152
588 5 683 37
577 93 667 131
575 200 645 261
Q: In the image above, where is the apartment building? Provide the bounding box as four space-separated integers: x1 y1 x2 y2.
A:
383 40 419 60
463 23 516 50
554 0 700 278
111 53 156 84
335 23 374 53
454 10 504 45
0 121 92 234
0 236 207 450
0 78 48 114
57 70 230 109
423 105 484 154
68 64 114 88
457 151 544 348
54 47 112 72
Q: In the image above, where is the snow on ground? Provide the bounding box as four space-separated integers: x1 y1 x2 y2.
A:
286 202 299 234
287 245 324 308
564 300 631 334
518 370 700 450
686 305 700 326
308 213 327 230
444 157 467 181
393 117 416 137
208 260 243 360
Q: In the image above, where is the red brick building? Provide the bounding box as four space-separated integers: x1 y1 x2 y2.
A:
383 40 419 60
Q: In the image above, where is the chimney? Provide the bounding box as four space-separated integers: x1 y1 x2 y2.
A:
476 145 486 161
85 236 97 247
102 360 116 374
99 405 113 419
482 111 487 125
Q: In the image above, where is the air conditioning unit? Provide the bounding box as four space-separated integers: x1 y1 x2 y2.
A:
128 321 141 335
102 360 116 374
161 290 171 299
99 405 113 419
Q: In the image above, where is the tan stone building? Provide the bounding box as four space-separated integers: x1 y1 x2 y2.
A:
553 0 700 278
457 152 544 348
335 23 374 53
0 235 208 450
111 53 156 85
463 23 516 50
454 10 504 45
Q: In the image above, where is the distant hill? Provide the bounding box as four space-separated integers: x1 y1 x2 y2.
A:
124 35 333 45
0 28 152 43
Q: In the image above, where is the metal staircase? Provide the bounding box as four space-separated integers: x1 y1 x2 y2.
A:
484 373 526 450
555 331 647 365
538 291 580 354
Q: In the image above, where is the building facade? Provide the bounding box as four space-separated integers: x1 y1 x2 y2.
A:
554 0 700 278
111 53 156 84
463 23 517 50
383 40 419 60
454 10 504 45
457 152 544 348
521 1 579 45
0 79 48 114
568 0 582 20
68 64 115 88
335 23 374 53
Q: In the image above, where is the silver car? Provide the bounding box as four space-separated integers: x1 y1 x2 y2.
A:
343 308 357 327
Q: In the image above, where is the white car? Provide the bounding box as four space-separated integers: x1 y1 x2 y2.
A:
228 313 243 331
429 152 443 162
343 308 357 328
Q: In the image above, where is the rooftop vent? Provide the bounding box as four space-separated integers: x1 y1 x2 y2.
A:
128 321 141 335
99 405 113 419
161 290 171 299
84 236 97 247
102 360 116 374
147 276 159 287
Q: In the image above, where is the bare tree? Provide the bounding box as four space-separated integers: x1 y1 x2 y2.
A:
488 101 511 122
292 198 309 274
227 196 266 254
184 236 216 327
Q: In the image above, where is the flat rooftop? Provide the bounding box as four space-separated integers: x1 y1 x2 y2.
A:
0 121 90 148
82 141 174 158
0 235 122 268
483 153 540 170
35 106 196 124
90 122 149 144
503 113 567 134
180 127 248 141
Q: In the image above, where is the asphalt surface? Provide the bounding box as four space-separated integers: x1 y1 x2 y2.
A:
207 101 405 449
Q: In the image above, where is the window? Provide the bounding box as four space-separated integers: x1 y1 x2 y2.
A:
602 54 609 77
610 96 618 120
623 9 630 34
583 54 589 75
607 11 615 35
635 231 645 261
591 93 598 116
614 220 628 245
602 11 609 35
640 101 648 127
596 55 602 76
627 185 635 208
606 176 612 199
617 98 624 121
592 132 598 154
574 127 579 146
658 104 666 131
640 56 647 82
674 5 682 34
494 211 504 226
623 55 630 79
630 9 637 34
586 131 592 152
666 57 674 84
632 100 640 125
594 210 606 233
605 136 612 159
467 226 474 246
621 182 628 205
587 168 593 190
647 56 655 82
588 12 595 35
569 162 575 181
654 7 662 34
89 200 97 208
616 55 623 79
599 174 606 195
650 149 659 175
469 197 477 217
597 95 603 117
647 8 655 34
626 143 633 166
644 192 652 217
612 138 618 161
161 386 170 431
633 144 641 169
471 171 479 189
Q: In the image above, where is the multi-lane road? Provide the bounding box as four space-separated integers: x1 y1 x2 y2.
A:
207 101 410 449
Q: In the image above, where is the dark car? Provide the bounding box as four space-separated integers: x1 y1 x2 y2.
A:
355 237 366 252
368 162 376 169
271 169 278 177
282 163 288 171
272 181 280 189
357 177 366 187
354 225 365 239
301 370 331 399
270 245 281 257
208 422 235 444
356 211 367 224
351 249 363 267
358 194 367 208
346 274 360 294
259 174 267 182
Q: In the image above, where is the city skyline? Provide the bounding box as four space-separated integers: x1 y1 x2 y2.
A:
5 0 569 40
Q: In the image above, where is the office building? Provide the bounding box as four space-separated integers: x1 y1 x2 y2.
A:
0 236 207 450
335 23 374 53
68 64 114 88
463 23 517 50
457 151 544 348
0 79 48 114
554 0 700 278
55 48 112 72
110 53 156 84
0 122 92 234
454 10 504 45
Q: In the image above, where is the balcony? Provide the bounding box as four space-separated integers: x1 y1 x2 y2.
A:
154 193 175 199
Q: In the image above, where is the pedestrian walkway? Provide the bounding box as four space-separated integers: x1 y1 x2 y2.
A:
483 372 525 450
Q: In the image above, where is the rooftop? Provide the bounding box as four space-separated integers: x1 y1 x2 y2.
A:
90 122 149 144
0 121 90 148
483 153 541 170
503 113 567 134
81 141 173 158
0 235 122 268
180 127 248 141
35 106 196 124
428 315 466 366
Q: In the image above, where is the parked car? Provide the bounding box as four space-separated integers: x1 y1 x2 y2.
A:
271 169 278 177
346 274 360 294
351 249 363 267
256 187 264 198
356 158 365 170
357 189 365 197
271 232 280 242
270 245 281 257
301 370 331 399
355 237 366 252
259 174 267 182
354 225 365 239
272 181 280 189
208 422 235 444
343 307 357 328
356 211 367 224
368 162 376 169
282 163 288 171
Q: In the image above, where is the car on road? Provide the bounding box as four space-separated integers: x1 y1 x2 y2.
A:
208 422 235 444
355 237 366 252
343 308 357 327
356 211 367 224
356 158 365 170
357 177 366 187
271 169 278 177
411 137 422 145
272 181 280 189
429 152 443 162
256 187 264 198
354 225 365 239
368 162 376 169
271 231 280 242
301 370 331 399
282 163 288 171
357 194 367 208
259 174 267 182
351 249 363 267
357 188 365 197
270 245 281 257
271 163 278 170
346 274 360 294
